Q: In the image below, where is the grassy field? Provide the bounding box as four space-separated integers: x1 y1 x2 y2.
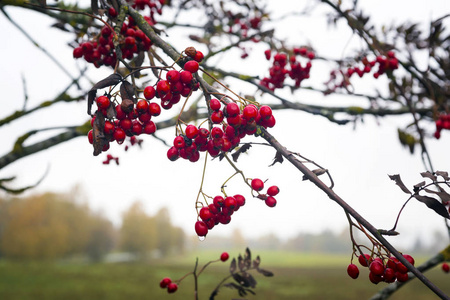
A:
0 250 448 300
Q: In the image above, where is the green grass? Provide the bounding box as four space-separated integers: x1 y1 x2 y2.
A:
0 251 448 300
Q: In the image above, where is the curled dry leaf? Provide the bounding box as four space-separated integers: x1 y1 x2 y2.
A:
231 143 252 162
424 188 450 203
420 171 437 181
388 174 411 194
413 194 450 219
435 171 450 181
120 81 137 103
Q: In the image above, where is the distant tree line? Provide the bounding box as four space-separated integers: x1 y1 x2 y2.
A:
0 191 184 261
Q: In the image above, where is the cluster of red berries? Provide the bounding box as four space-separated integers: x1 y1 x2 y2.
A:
433 113 450 139
73 14 154 68
194 194 247 237
225 10 263 38
159 277 178 294
87 48 204 155
347 51 399 79
87 95 158 152
252 178 280 207
129 0 166 24
260 47 314 91
347 253 415 284
167 102 275 162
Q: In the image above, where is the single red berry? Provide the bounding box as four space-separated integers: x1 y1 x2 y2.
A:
157 80 171 95
264 49 271 60
166 70 181 83
160 277 171 288
259 105 272 120
194 51 204 62
199 207 213 221
136 99 149 113
132 121 143 135
220 252 230 262
251 178 264 191
167 282 178 293
88 130 94 144
403 254 415 266
226 102 240 117
195 220 208 237
73 47 83 58
369 272 383 284
213 196 224 208
396 272 409 282
144 86 156 100
167 146 179 161
224 197 237 210
211 127 223 139
148 102 161 116
442 262 449 273
96 96 110 109
243 105 258 121
211 111 224 124
108 7 118 17
358 254 372 267
104 121 115 135
180 70 193 84
267 185 280 196
184 60 199 73
369 261 385 276
307 51 315 59
143 121 156 134
347 264 359 279
209 99 221 111
173 136 186 149
185 125 199 139
265 196 277 207
234 194 246 207
113 128 126 143
384 268 396 283
396 262 408 274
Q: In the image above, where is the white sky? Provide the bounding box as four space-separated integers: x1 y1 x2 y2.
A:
0 0 449 249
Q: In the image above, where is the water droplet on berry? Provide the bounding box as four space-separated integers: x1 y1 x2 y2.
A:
198 236 205 242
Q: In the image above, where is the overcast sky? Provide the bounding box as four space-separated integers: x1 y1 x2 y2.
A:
0 0 449 249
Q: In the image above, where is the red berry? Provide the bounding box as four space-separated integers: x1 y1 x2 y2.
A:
199 207 213 221
384 268 396 283
184 60 199 73
213 196 224 207
160 277 171 288
358 254 372 267
185 125 199 139
144 86 156 100
195 220 208 237
403 254 415 266
220 252 230 262
369 272 383 284
136 99 149 113
442 262 449 273
173 136 186 149
264 49 271 60
211 127 223 139
180 70 193 84
108 7 118 17
143 121 156 134
243 105 258 121
251 178 264 191
226 102 240 117
157 80 171 95
211 111 224 124
267 185 279 196
73 47 83 58
234 194 246 207
347 264 359 279
166 70 180 83
224 196 237 210
104 121 115 135
259 105 272 120
209 99 221 111
113 128 126 143
396 272 409 282
148 102 161 116
369 261 385 276
167 146 179 161
96 96 110 109
88 130 94 144
167 282 178 293
194 51 204 62
307 51 315 59
265 196 277 207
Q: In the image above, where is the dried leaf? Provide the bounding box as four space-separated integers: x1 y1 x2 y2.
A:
253 255 261 269
232 272 256 288
87 90 97 115
413 181 426 192
421 171 437 181
244 247 251 269
229 258 237 273
424 188 450 203
269 151 283 166
257 268 274 277
120 81 136 103
92 73 122 90
231 143 252 162
388 174 411 194
92 111 107 156
414 194 450 219
106 102 116 119
238 255 245 271
435 171 450 181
